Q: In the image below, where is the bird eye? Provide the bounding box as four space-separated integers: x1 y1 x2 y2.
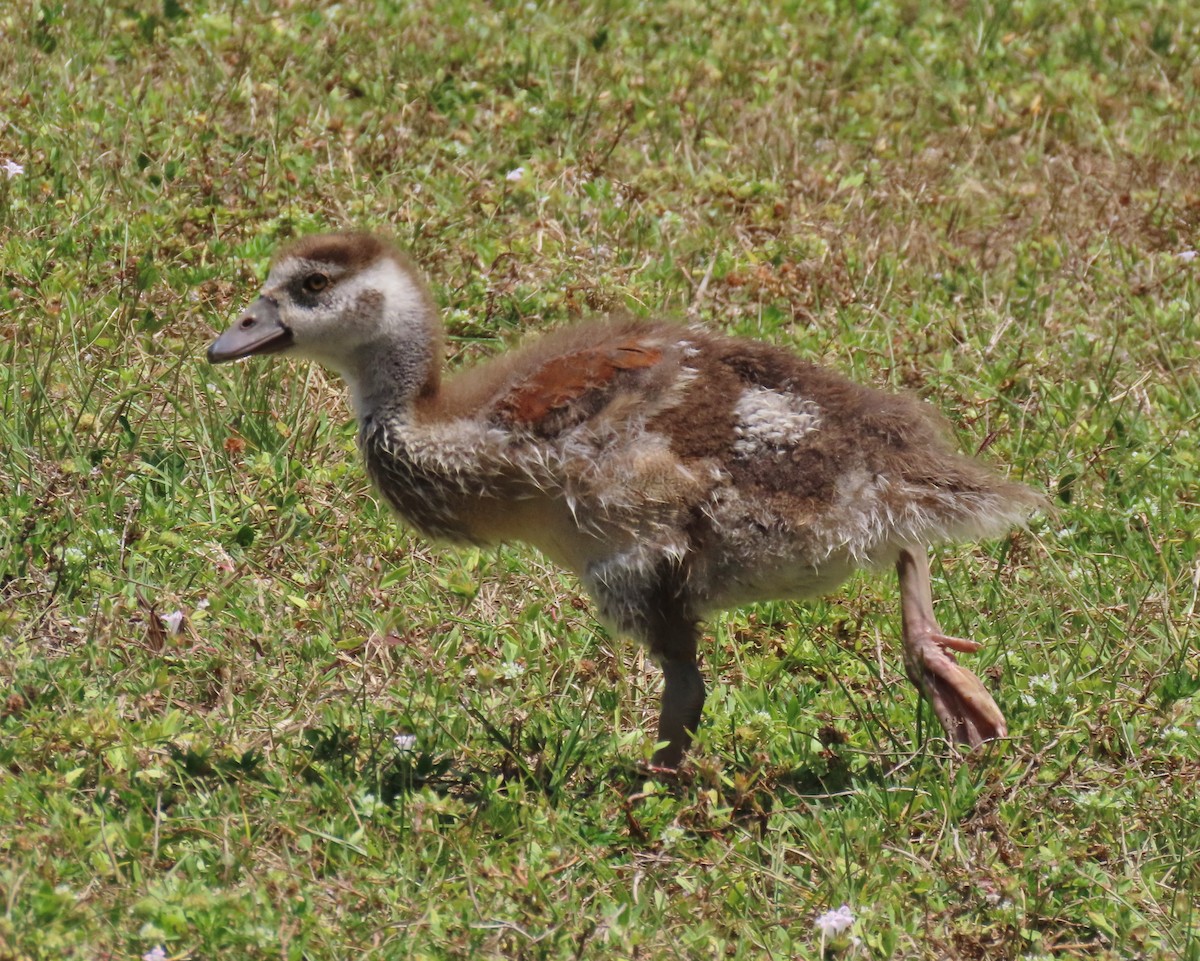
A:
303 272 329 294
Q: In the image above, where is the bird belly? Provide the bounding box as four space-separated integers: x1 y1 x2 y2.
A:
697 556 857 613
481 498 615 575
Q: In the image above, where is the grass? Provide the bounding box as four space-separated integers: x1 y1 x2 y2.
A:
2 0 1199 958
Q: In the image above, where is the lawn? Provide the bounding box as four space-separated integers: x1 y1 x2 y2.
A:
1 1 1198 958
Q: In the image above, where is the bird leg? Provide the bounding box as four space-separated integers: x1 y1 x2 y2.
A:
639 583 705 770
896 547 1007 747
653 656 706 769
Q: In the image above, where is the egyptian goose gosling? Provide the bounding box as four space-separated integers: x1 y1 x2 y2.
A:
208 232 1043 768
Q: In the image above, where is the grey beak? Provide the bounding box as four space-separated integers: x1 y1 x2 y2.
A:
207 296 294 363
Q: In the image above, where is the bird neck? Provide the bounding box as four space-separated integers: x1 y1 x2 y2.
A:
342 327 443 423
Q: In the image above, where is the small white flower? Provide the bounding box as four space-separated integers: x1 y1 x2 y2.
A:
2 159 22 178
356 790 383 817
143 947 167 961
196 598 211 610
393 733 417 752
1176 250 1197 263
505 166 525 182
162 610 185 635
498 661 525 680
814 903 855 938
659 824 685 848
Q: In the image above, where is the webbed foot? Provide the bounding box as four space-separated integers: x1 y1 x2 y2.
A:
897 548 1007 747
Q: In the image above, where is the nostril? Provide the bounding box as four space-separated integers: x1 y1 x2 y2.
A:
239 316 255 330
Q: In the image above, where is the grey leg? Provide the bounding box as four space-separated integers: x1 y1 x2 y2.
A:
642 568 705 770
897 547 1007 747
652 658 706 769
590 554 705 769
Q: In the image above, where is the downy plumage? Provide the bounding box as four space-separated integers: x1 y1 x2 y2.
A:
209 232 1043 767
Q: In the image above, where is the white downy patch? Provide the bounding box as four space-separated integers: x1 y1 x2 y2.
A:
731 386 821 457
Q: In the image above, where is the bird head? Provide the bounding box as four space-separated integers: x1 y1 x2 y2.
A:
208 232 436 374
207 232 442 413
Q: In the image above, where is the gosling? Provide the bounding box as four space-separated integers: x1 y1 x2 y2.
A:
208 232 1043 768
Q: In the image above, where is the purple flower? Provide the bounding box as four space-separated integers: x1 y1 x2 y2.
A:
814 903 855 938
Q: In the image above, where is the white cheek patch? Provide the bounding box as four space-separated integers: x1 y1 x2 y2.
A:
732 386 821 457
352 259 428 335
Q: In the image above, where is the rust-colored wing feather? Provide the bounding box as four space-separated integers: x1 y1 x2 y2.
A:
493 339 664 429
